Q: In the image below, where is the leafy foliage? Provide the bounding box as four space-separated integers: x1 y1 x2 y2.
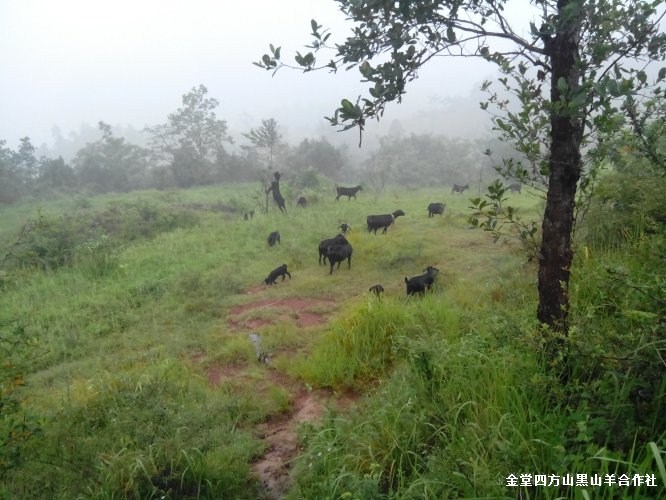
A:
0 202 198 275
145 85 233 188
469 179 540 260
242 117 283 171
73 121 149 193
0 320 42 478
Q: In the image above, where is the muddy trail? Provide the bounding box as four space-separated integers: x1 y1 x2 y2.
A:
220 293 356 499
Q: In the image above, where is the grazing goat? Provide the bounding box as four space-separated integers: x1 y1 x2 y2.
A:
318 234 348 265
369 284 384 296
339 223 351 234
427 202 446 218
264 264 291 285
366 210 405 234
244 210 255 220
296 196 307 207
335 185 362 201
451 184 469 194
325 238 353 275
405 266 440 296
267 231 281 247
509 183 522 193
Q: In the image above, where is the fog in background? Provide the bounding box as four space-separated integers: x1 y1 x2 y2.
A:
0 0 511 159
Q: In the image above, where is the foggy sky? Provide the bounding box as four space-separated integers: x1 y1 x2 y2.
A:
1 0 530 151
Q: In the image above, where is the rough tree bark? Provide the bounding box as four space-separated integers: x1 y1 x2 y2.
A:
537 0 584 345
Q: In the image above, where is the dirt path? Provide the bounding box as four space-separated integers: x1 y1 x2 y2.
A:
252 388 328 498
222 294 353 499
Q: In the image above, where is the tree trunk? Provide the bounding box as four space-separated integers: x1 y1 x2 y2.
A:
538 0 583 349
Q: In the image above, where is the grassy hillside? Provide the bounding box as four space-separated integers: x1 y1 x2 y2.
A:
1 183 663 499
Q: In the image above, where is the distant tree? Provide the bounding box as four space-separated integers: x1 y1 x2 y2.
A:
362 153 391 196
73 122 149 193
0 138 38 203
257 0 666 359
0 141 21 204
287 137 346 179
361 134 480 188
15 137 38 182
146 85 233 187
36 157 76 193
243 118 283 170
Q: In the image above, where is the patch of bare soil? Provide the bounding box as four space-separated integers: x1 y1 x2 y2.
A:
206 364 245 387
217 294 352 497
252 388 328 499
227 297 336 330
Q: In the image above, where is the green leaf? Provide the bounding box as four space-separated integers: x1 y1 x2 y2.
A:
311 19 318 34
341 99 355 112
557 77 568 94
447 27 456 43
637 70 647 84
495 118 510 132
529 22 539 36
658 67 666 81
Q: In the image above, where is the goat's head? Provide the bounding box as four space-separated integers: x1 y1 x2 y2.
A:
423 266 440 276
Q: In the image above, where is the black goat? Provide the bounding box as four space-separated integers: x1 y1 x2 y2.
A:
244 210 255 220
509 183 522 193
264 264 291 285
369 284 384 296
427 202 446 218
296 196 307 207
318 234 348 265
405 266 440 296
451 184 469 194
335 185 362 201
325 238 353 275
366 210 405 234
267 231 281 247
339 223 351 234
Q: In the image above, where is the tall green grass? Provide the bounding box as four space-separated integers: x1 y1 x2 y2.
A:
2 182 661 499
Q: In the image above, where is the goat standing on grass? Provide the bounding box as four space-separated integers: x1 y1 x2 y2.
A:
296 196 307 207
427 202 446 218
267 231 280 247
405 266 440 296
318 234 348 265
264 264 291 285
451 184 469 194
325 237 353 275
366 210 405 234
369 284 384 296
339 223 351 234
335 185 362 201
509 183 522 193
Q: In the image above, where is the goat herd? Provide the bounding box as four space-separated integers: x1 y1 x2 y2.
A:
260 185 452 297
